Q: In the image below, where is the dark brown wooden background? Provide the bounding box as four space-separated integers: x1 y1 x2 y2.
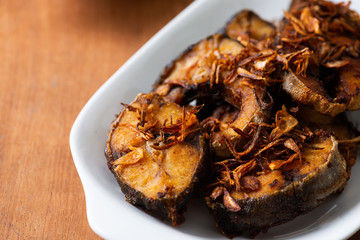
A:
0 0 359 239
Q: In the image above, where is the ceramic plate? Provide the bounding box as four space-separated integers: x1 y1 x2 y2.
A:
70 0 360 239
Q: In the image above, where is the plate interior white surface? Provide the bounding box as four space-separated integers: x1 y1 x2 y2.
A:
70 0 360 239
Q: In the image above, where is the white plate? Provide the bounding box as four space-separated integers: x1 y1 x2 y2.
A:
69 0 360 239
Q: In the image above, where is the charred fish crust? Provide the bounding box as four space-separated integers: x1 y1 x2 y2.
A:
206 183 300 238
205 197 250 238
117 173 188 225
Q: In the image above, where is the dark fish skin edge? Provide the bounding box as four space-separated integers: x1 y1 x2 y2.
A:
205 188 298 238
152 38 202 91
105 133 209 226
205 137 347 238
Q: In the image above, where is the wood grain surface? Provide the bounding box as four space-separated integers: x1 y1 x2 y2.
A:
0 0 359 239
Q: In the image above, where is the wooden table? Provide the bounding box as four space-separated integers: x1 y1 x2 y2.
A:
0 0 359 239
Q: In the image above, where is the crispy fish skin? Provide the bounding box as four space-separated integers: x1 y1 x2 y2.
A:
105 93 208 225
206 135 347 237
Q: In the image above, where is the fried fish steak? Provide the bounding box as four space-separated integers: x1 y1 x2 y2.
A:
105 93 207 225
195 11 277 158
225 10 275 43
282 59 360 117
296 106 358 176
203 81 271 158
280 0 360 116
153 34 244 105
206 133 347 237
282 68 347 116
